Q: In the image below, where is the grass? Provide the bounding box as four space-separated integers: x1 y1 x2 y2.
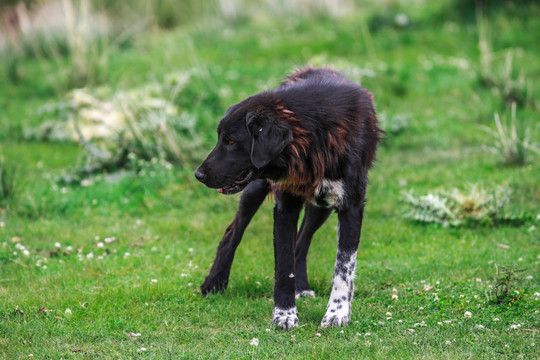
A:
1 0 540 359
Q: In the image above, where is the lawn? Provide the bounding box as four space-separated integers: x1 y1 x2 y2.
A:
1 0 539 359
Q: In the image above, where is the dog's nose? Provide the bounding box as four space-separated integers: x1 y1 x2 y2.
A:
194 169 206 182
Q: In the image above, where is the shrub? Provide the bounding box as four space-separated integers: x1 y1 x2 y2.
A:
25 70 205 184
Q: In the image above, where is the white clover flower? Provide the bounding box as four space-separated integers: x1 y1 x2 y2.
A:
316 333 321 337
476 278 482 283
0 221 4 228
445 340 452 345
493 318 500 321
66 246 73 251
408 329 415 333
510 324 521 330
464 311 472 319
250 338 259 346
137 347 147 352
475 324 485 329
86 252 94 259
386 312 392 317
392 294 399 300
188 248 194 253
54 242 61 248
265 329 271 333
151 279 158 283
97 242 104 248
23 250 30 257
124 252 130 259
291 335 296 341
504 344 509 349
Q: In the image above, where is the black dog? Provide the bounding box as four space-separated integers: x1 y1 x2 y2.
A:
195 67 382 329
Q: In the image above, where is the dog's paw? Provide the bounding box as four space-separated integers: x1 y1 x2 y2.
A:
295 290 316 299
320 304 351 328
200 277 228 297
272 307 299 330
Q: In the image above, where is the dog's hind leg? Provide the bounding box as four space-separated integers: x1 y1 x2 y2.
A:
201 179 270 296
320 202 365 328
294 203 332 298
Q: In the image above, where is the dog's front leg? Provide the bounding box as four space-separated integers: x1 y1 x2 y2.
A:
272 190 303 330
201 180 270 296
321 203 365 327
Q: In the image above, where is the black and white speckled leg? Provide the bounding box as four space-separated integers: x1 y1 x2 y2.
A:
321 205 364 328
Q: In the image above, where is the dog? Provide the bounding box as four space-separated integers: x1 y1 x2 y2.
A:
195 67 382 329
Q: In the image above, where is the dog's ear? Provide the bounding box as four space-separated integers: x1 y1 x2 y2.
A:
246 111 293 169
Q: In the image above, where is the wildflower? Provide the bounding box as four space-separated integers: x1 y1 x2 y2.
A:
459 295 465 298
464 311 472 319
419 307 424 311
54 242 61 248
250 338 259 346
265 329 271 333
97 242 104 248
137 347 147 352
127 332 141 337
445 340 452 345
291 335 296 341
504 344 509 349
0 221 4 228
476 278 482 283
510 324 521 330
365 340 371 346
151 279 158 283
444 320 452 324
408 329 415 333
66 246 73 251
316 333 321 337
104 237 115 243
385 312 392 318
413 321 426 327
180 273 188 277
23 250 30 257
437 322 443 325
365 333 371 337
475 324 485 329
524 275 533 280
86 252 94 259
65 309 73 318
493 318 500 321
124 252 130 259
392 294 398 300
188 248 194 253
398 320 403 323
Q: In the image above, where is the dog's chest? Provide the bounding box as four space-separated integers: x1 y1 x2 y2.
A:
311 179 345 208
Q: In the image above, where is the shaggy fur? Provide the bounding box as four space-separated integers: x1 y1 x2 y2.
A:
195 67 382 329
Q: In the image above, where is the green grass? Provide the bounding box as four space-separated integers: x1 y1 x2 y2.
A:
1 0 540 359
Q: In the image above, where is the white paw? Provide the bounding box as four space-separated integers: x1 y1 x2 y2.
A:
320 302 351 328
273 307 299 330
295 290 316 299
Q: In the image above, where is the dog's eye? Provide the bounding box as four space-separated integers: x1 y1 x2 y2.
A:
228 140 235 145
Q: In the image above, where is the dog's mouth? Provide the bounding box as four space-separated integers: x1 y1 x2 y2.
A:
217 169 254 195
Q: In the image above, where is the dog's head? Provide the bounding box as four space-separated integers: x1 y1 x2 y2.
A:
195 100 293 194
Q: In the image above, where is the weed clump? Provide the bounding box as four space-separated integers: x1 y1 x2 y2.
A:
25 70 208 184
402 184 527 227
